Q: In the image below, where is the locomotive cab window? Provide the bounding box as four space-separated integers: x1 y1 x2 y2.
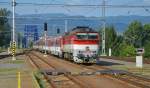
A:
76 33 98 40
76 33 88 39
88 33 98 39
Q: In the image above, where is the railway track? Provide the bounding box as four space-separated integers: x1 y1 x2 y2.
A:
27 51 150 88
0 52 24 59
100 56 150 64
0 54 11 59
84 64 150 88
26 52 91 88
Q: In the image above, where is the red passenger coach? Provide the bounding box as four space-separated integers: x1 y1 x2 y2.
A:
34 26 99 63
49 36 63 57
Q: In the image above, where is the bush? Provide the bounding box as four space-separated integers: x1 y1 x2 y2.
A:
144 41 150 58
119 42 136 57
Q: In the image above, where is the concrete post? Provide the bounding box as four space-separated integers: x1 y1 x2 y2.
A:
136 55 143 68
109 48 111 56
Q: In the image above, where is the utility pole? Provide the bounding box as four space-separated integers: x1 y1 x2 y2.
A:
65 20 68 33
12 0 16 60
44 22 47 57
101 0 106 56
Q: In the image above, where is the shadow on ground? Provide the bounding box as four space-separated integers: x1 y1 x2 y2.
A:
96 60 123 66
0 53 24 59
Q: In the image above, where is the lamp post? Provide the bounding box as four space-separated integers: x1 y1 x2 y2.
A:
44 22 47 57
65 20 68 33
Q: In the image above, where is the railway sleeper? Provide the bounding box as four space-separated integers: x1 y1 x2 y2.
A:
41 70 91 88
95 69 129 76
41 69 129 77
40 69 71 76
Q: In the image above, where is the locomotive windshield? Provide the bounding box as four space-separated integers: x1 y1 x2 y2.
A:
88 33 98 39
76 33 87 39
76 33 98 40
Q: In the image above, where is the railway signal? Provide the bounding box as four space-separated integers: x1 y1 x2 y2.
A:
11 42 16 58
44 22 47 31
57 28 60 34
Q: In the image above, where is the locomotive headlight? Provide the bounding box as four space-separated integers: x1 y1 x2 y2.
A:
78 51 84 54
93 51 96 54
92 54 98 59
79 51 81 54
78 53 84 59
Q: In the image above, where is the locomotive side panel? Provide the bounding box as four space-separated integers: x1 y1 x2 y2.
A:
63 35 74 53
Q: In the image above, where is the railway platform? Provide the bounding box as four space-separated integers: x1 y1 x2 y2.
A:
0 53 37 88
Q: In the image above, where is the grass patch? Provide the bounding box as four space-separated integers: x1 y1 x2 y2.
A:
34 71 47 88
0 68 18 73
4 60 24 64
112 66 150 76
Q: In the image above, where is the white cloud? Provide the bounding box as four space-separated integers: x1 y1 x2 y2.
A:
142 0 150 4
63 0 101 5
65 0 82 4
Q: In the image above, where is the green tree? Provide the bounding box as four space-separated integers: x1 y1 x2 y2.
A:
144 41 150 58
112 35 124 56
143 24 150 58
124 20 143 48
99 25 123 56
105 25 118 55
0 8 11 48
143 24 150 44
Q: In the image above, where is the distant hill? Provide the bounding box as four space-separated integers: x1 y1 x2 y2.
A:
10 13 150 36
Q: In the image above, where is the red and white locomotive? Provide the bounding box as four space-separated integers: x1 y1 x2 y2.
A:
34 26 99 63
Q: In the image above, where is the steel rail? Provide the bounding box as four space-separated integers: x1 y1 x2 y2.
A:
26 53 57 88
27 52 90 88
88 65 150 88
31 52 91 88
30 51 150 88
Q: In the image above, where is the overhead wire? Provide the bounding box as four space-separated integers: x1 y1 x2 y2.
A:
1 1 150 33
0 16 103 20
0 2 150 8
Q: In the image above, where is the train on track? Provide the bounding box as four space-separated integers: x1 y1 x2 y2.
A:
33 26 100 63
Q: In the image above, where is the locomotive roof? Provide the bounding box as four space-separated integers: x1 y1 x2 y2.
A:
65 26 96 36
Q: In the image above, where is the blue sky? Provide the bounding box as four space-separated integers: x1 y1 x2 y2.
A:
0 0 150 16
